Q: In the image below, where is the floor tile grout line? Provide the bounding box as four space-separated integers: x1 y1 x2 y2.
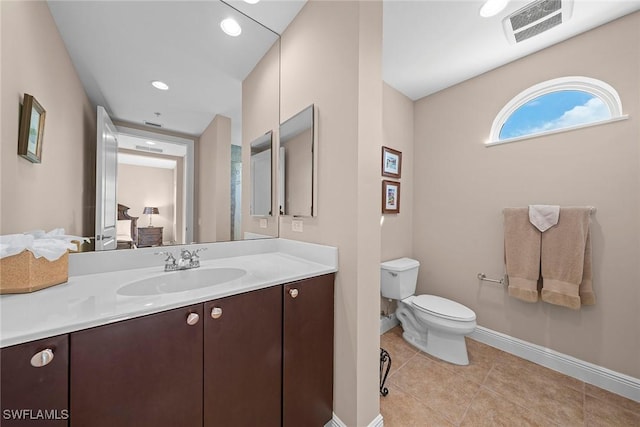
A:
482 362 497 386
387 357 463 426
385 349 420 379
480 361 573 427
583 388 640 417
399 383 459 427
583 384 587 427
458 379 485 426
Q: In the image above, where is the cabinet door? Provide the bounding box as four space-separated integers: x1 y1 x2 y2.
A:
204 285 282 427
0 335 69 427
283 273 335 427
70 305 203 427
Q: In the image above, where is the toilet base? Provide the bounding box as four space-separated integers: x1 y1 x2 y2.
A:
409 329 469 366
396 300 472 366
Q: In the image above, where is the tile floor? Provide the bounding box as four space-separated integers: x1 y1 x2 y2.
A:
380 326 640 426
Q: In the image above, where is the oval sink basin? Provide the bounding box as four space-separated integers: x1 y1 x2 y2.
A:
117 267 247 296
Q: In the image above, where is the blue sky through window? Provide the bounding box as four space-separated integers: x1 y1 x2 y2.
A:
499 90 611 140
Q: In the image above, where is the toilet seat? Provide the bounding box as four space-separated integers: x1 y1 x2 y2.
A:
412 295 476 322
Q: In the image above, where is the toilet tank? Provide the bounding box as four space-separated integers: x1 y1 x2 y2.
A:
380 258 420 300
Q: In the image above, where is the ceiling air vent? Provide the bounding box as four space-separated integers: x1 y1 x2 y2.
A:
502 0 573 44
135 145 163 154
143 120 163 128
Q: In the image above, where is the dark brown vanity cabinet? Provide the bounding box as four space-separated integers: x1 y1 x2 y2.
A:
1 273 335 427
69 304 204 427
283 273 335 427
204 285 282 427
0 335 69 427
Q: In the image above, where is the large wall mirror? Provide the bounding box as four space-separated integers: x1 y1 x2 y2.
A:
46 0 282 250
279 105 316 217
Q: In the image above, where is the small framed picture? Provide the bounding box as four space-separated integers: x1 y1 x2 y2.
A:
18 94 46 163
382 146 402 178
382 180 401 214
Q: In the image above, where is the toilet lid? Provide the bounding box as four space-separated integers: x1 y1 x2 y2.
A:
412 295 476 321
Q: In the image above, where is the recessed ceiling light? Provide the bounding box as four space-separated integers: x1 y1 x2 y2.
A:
220 18 242 37
244 0 260 4
145 141 156 146
151 80 169 90
480 0 510 18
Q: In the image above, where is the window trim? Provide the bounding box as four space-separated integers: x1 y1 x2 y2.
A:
487 76 627 146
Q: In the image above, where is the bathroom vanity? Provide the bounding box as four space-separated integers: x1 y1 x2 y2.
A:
0 239 337 427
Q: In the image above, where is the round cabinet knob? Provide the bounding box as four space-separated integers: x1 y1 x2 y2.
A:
30 349 54 368
289 288 299 299
211 307 223 319
186 313 200 326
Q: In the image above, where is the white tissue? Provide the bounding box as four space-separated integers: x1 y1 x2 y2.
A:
0 229 88 262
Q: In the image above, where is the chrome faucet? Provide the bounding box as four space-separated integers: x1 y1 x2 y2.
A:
155 247 207 272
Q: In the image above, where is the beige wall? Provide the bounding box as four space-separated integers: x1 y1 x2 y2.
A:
381 84 414 260
279 1 383 425
413 12 640 378
242 41 280 238
197 115 231 242
380 83 414 314
1 1 95 236
118 163 175 244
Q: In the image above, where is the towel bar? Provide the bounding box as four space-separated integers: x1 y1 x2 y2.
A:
502 206 597 214
477 273 505 285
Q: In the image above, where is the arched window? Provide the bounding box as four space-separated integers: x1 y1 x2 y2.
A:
487 77 627 146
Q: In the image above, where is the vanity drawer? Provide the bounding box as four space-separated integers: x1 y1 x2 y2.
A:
137 227 163 247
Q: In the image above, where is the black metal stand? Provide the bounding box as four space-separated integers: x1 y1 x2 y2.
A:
380 348 391 396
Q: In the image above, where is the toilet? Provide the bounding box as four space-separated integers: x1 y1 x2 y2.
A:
381 258 476 365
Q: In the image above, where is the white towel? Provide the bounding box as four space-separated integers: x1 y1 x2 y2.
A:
529 205 560 232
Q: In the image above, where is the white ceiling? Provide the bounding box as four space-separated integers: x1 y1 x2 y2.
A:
118 134 187 158
118 152 177 170
48 0 640 139
384 0 640 100
47 0 305 139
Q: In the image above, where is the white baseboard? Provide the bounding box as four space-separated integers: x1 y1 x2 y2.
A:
368 414 384 427
325 415 343 427
471 326 640 403
380 313 399 335
367 414 383 427
327 413 383 427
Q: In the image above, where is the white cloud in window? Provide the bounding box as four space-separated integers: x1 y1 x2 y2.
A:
511 97 610 137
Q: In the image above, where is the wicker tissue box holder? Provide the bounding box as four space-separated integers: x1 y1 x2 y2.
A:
0 250 69 294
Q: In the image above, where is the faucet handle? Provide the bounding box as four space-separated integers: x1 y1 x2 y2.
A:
156 251 178 271
155 251 176 263
191 247 207 258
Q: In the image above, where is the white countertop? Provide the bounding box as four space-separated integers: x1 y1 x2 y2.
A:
0 239 338 348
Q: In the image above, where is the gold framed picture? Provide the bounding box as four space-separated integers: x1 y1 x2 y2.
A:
382 146 402 178
382 180 401 214
18 94 46 163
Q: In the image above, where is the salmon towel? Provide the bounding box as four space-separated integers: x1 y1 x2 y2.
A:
540 207 594 309
503 208 540 303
